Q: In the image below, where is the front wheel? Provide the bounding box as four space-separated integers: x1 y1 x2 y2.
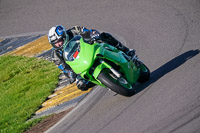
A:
97 69 135 97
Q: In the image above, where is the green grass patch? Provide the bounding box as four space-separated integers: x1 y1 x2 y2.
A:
0 55 60 133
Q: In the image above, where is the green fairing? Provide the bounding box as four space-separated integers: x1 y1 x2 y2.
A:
65 38 95 74
63 35 142 88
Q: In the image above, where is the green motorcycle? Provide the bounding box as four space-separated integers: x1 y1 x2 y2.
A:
63 35 150 97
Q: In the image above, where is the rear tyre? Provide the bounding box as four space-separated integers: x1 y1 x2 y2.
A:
138 63 150 83
97 69 134 97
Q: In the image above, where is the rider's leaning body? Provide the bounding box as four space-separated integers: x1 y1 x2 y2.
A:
48 25 135 90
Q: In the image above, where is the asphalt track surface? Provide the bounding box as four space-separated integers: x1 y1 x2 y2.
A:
1 0 200 133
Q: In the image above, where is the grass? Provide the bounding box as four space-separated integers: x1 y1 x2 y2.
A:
0 55 60 133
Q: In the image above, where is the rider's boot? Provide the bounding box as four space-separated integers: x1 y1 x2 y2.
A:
116 42 136 58
76 79 89 91
100 32 136 58
116 42 141 66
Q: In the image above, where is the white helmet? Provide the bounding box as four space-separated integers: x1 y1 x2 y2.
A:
48 25 69 49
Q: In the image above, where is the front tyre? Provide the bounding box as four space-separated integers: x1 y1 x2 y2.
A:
97 69 134 97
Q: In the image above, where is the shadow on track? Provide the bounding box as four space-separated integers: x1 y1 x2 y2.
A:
134 49 200 94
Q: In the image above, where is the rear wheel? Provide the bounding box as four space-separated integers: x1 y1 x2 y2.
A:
97 69 134 97
138 63 150 83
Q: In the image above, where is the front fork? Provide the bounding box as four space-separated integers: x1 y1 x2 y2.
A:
101 60 121 78
92 60 122 83
92 60 112 79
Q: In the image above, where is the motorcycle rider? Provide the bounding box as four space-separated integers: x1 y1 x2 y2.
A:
48 25 135 90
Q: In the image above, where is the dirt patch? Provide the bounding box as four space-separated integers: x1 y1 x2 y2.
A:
25 107 73 133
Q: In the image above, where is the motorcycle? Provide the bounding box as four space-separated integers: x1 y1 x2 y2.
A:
63 35 150 97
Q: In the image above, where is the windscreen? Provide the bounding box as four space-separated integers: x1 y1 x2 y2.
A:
63 35 81 61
